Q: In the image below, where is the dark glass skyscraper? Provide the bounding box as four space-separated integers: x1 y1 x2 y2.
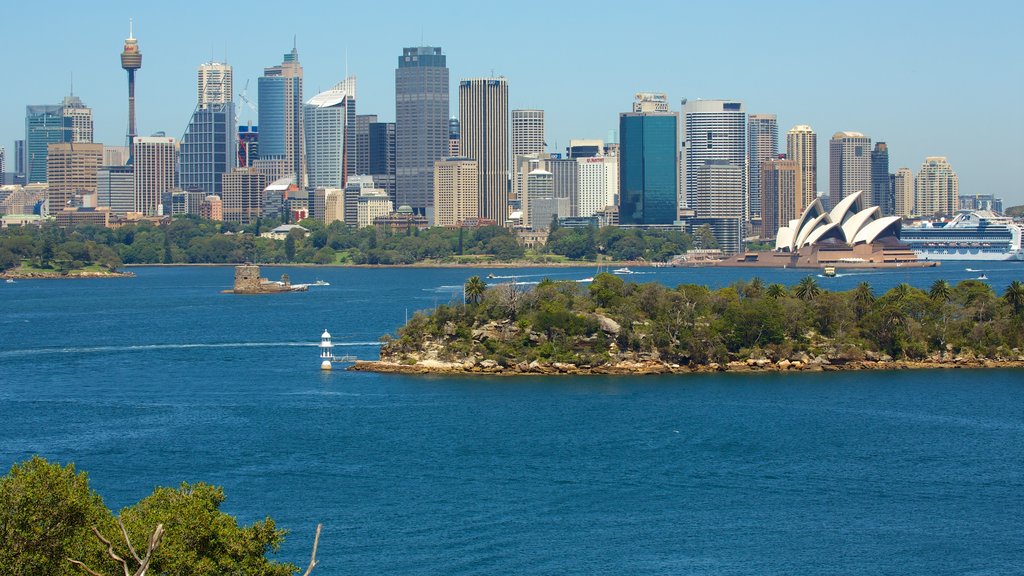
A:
618 113 678 225
369 121 397 204
258 47 303 183
395 46 449 216
871 142 893 215
25 105 72 183
180 103 236 195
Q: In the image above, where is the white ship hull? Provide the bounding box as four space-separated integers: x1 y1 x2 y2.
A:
912 248 1024 262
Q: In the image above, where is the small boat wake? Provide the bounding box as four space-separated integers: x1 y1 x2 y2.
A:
0 341 380 359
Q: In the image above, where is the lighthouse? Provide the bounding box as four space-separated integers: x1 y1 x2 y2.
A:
320 329 334 370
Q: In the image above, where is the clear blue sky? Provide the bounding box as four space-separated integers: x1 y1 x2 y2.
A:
4 0 1022 205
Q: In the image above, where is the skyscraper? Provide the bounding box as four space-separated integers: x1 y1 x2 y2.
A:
892 167 913 217
120 20 142 158
258 46 304 185
786 125 817 211
25 105 72 183
871 142 893 215
180 62 236 195
747 114 777 221
97 165 135 215
693 159 745 254
829 131 872 209
304 77 356 189
448 117 461 157
459 77 509 223
576 155 618 218
221 167 269 224
133 136 176 216
619 99 678 225
512 109 545 158
914 157 958 217
46 142 102 211
61 95 94 143
760 157 801 240
354 114 377 175
368 121 396 203
433 157 478 227
682 100 745 212
395 46 449 216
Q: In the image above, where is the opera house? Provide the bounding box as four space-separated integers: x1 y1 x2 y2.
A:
729 191 935 268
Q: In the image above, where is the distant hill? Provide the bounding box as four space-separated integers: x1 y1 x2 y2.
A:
1005 205 1024 217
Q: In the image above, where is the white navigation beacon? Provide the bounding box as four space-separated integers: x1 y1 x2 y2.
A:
320 329 334 371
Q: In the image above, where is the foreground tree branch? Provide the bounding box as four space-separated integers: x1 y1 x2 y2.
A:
68 522 164 576
302 523 323 576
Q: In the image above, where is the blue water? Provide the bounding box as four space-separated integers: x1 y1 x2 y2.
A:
2 264 1023 575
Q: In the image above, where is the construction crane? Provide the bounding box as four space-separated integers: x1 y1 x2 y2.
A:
237 79 257 124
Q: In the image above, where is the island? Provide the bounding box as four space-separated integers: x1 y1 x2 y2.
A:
351 274 1024 375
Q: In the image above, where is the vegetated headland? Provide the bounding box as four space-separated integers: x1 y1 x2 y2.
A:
352 274 1024 376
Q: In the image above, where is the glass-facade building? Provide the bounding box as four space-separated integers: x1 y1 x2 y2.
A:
871 142 892 215
179 103 236 195
25 105 72 183
369 121 397 205
395 46 449 216
618 113 678 225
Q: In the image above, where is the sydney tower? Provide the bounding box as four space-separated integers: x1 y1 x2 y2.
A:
120 19 142 161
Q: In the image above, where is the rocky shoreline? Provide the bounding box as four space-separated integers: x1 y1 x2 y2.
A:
350 355 1024 376
2 270 134 280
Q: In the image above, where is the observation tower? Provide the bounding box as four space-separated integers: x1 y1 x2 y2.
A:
120 19 142 160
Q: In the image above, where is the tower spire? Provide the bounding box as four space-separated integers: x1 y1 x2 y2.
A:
129 17 134 39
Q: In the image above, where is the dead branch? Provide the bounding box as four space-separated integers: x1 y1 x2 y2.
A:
67 523 164 576
302 523 323 576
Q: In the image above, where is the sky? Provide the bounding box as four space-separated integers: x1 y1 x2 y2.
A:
3 0 1023 205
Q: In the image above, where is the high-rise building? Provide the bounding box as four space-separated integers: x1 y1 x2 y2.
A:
0 147 5 178
221 167 268 224
567 139 603 159
132 136 176 216
46 142 102 211
97 165 135 215
368 121 396 203
892 167 913 217
120 20 142 158
829 131 872 209
343 175 375 227
526 169 566 229
448 117 460 157
238 125 258 167
786 125 817 212
871 142 893 215
547 157 578 217
322 187 344 225
692 160 745 254
15 140 26 179
354 114 377 175
197 62 233 107
433 157 478 227
760 157 801 241
576 155 618 218
512 109 545 158
357 189 393 228
682 100 745 212
200 195 223 221
395 46 449 216
914 157 958 217
633 93 670 113
61 95 94 143
459 78 509 223
620 102 679 225
304 77 356 190
103 146 130 167
258 46 304 185
747 114 777 221
25 105 72 183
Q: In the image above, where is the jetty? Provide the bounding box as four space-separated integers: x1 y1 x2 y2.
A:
223 264 308 294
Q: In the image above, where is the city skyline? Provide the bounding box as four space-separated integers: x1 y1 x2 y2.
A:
1 1 1021 205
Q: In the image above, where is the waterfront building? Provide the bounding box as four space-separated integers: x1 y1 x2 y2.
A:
576 155 618 218
61 95 94 143
760 157 801 241
368 121 397 204
305 77 357 189
258 46 304 186
692 159 745 254
459 77 509 223
747 114 777 222
682 99 745 213
619 106 679 225
913 156 958 217
357 188 393 228
97 165 134 215
395 46 449 217
892 167 914 217
46 142 103 211
871 142 893 215
354 114 377 175
829 131 872 209
786 125 817 213
25 104 72 183
512 109 545 158
133 136 176 216
433 157 478 227
221 167 268 224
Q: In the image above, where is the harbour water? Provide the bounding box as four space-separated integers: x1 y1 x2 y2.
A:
2 264 1023 574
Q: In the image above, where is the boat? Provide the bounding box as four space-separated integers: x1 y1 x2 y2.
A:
5 278 14 284
612 267 634 275
901 211 1024 261
823 265 837 277
312 280 330 286
486 273 496 279
977 274 988 280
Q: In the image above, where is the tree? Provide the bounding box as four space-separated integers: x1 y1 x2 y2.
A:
765 283 787 299
929 279 952 302
464 276 487 305
794 276 820 301
693 225 718 250
284 233 297 261
1005 280 1024 315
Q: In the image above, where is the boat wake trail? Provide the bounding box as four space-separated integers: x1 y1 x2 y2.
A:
0 341 380 358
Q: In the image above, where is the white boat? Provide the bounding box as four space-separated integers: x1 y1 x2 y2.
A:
902 211 1024 261
312 280 330 286
977 274 988 280
612 267 634 275
5 279 14 284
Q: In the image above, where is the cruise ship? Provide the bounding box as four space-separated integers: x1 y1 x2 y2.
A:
900 211 1024 261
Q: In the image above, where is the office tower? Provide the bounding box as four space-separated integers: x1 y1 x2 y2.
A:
433 157 478 227
61 95 94 143
760 157 801 240
46 142 103 210
15 140 26 178
786 125 817 211
221 167 268 224
200 195 223 221
238 125 258 167
871 142 893 215
354 114 377 175
343 175 375 226
567 139 603 159
97 165 135 215
103 146 130 166
747 114 777 221
198 62 233 107
181 62 236 195
829 131 872 209
512 109 545 158
682 99 745 212
120 20 142 157
633 93 670 113
577 155 618 218
692 160 744 254
357 189 393 228
459 78 509 223
171 190 208 216
395 46 449 216
133 136 176 216
547 157 578 216
892 167 913 217
0 147 4 177
368 121 396 202
448 117 460 156
914 157 958 217
322 188 344 224
25 105 72 183
958 194 1002 213
526 169 565 229
304 77 356 189
259 45 304 185
620 97 679 225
